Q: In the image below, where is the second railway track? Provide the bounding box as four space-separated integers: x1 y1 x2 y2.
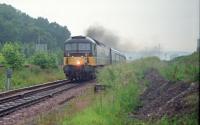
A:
0 80 81 117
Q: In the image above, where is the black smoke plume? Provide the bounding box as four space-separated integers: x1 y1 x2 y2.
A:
85 25 137 52
85 25 119 49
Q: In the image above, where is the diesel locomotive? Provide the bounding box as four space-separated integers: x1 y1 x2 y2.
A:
63 36 126 81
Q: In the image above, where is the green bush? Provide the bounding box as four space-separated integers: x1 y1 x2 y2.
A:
31 52 57 69
0 53 6 64
1 43 24 69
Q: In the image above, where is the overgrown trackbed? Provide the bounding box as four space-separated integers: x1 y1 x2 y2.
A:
133 68 199 119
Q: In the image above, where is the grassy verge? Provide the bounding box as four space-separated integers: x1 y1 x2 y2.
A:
0 65 65 91
159 52 199 82
9 52 198 125
62 57 163 125
61 52 199 125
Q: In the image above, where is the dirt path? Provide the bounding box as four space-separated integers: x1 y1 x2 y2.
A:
133 68 199 119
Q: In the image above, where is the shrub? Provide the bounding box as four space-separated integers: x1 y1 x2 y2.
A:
0 53 6 64
31 52 57 69
1 43 24 69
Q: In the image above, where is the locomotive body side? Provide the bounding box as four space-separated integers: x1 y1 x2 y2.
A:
95 42 110 66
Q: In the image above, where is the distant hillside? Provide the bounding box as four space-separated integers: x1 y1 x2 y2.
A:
0 4 71 54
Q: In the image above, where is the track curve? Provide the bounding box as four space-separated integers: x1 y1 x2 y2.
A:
0 80 81 117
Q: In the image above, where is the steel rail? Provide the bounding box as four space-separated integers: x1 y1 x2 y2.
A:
0 80 84 117
0 83 80 117
0 79 68 98
0 80 69 105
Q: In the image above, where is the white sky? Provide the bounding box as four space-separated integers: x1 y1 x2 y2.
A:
0 0 199 52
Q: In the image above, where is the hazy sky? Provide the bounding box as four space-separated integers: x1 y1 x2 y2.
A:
0 0 199 52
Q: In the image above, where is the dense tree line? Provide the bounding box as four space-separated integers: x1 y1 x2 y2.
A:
0 4 71 55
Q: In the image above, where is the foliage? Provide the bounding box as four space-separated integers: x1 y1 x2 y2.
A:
63 62 142 125
159 52 199 82
22 53 198 125
0 3 70 70
0 53 6 64
31 52 57 69
1 43 24 69
0 66 65 91
62 57 167 125
61 53 199 125
0 4 70 54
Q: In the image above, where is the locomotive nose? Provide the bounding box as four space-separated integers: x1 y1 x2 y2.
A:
76 60 81 65
75 57 86 65
66 57 86 66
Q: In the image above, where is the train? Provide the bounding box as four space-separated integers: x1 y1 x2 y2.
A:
63 36 126 81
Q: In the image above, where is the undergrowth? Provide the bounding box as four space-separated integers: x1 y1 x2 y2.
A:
160 52 199 82
62 57 165 125
62 52 199 125
6 52 198 125
0 65 65 91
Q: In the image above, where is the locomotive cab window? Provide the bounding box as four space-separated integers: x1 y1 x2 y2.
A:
65 43 77 51
64 42 93 57
78 43 91 51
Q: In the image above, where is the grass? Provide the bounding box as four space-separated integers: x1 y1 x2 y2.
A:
0 65 65 91
7 52 198 125
62 57 165 125
159 52 199 82
61 52 199 125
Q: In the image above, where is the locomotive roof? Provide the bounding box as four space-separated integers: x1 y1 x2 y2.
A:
65 36 126 58
65 36 106 47
65 36 94 43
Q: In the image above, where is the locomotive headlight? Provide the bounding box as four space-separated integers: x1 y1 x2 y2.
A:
76 60 81 65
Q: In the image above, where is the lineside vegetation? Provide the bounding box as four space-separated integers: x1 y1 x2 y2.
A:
62 52 199 125
0 43 65 91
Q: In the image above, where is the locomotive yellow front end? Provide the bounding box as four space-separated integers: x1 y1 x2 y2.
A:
63 36 96 81
64 56 96 66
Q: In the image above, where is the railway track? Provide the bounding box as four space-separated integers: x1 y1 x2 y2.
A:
0 80 81 117
0 79 68 98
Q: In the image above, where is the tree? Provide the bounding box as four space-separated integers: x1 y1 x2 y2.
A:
0 53 5 64
31 52 57 69
0 4 71 53
1 43 24 69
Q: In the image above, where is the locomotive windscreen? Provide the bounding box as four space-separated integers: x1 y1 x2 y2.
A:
65 43 77 51
64 42 92 57
65 43 91 51
78 43 90 51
